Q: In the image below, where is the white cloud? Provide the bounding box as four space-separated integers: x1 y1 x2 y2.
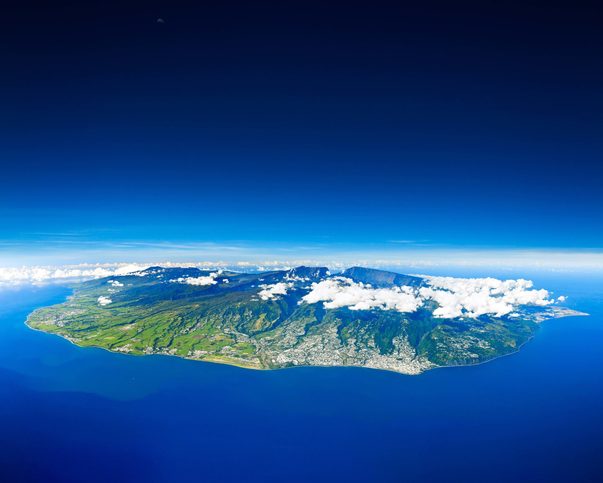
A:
97 296 112 306
108 280 124 287
258 282 294 300
171 271 221 286
0 263 152 286
301 275 557 318
420 276 553 318
302 277 422 312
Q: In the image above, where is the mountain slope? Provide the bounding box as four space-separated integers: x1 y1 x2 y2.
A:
26 266 584 374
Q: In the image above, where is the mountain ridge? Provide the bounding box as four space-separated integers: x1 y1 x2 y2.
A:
26 266 584 375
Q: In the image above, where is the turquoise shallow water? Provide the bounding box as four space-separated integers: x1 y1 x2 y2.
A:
1 273 602 482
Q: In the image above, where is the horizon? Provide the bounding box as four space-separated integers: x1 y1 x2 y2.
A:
2 2 602 482
3 253 603 290
2 240 603 272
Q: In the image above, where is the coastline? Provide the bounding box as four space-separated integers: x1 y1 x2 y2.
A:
24 282 589 378
24 308 589 377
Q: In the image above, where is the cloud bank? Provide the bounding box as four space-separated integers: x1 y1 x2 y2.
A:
0 263 151 286
301 276 556 318
420 276 553 318
302 278 422 312
0 263 236 286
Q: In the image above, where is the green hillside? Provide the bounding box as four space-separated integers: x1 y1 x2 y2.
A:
26 266 582 374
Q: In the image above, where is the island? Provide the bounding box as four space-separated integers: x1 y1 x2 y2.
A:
26 266 586 375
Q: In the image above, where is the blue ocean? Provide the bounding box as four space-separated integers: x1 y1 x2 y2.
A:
1 273 602 482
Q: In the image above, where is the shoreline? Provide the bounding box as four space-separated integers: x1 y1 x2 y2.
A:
24 309 589 377
24 282 589 377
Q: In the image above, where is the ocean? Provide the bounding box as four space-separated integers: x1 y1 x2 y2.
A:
1 273 602 482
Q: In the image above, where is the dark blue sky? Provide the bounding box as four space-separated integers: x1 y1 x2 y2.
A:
1 1 602 259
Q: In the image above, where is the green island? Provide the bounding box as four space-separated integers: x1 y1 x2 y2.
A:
27 266 585 375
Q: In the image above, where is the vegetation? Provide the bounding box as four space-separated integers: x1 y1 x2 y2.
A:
26 266 578 374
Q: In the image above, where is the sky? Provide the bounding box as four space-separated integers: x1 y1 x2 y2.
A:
1 1 602 267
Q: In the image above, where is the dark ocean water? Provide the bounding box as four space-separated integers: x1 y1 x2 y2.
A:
0 273 602 482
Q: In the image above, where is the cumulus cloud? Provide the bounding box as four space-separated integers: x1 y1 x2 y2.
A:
302 277 422 312
108 280 124 287
97 296 112 306
301 276 557 318
420 276 553 318
258 282 294 300
171 271 221 286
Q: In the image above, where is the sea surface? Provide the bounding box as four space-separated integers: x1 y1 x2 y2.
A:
1 272 602 482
